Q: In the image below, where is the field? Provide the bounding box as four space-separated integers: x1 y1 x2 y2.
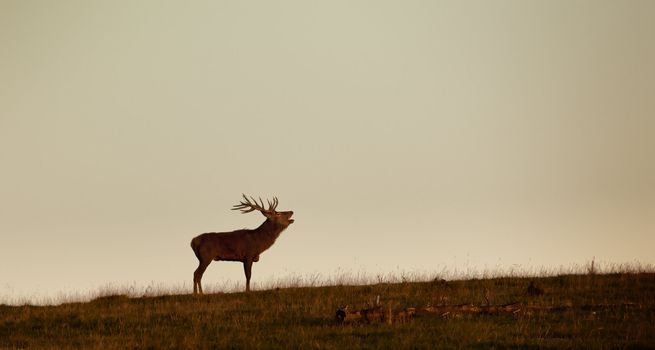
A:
1 272 654 349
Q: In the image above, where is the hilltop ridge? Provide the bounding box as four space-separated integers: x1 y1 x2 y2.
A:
2 273 654 349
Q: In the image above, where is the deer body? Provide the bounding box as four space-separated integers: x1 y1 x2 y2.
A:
191 195 294 294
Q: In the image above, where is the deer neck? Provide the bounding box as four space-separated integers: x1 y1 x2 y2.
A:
255 219 287 241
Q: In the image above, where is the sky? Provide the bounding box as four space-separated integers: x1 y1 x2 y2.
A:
1 0 654 303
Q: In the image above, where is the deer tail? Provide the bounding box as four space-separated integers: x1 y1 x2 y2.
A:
190 236 202 260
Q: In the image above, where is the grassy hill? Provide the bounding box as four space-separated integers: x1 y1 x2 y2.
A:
1 272 654 349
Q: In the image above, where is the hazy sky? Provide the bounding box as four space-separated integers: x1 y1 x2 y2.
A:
1 0 654 303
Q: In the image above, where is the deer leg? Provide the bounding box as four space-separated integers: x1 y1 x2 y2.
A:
243 260 253 292
193 260 211 295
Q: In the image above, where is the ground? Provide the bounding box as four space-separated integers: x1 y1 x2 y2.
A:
1 273 654 349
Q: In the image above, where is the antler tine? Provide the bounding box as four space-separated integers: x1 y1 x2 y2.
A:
232 198 252 213
232 194 266 213
242 193 252 208
272 197 278 211
232 202 254 213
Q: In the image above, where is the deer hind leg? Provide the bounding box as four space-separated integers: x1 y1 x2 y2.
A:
243 260 253 292
193 260 211 295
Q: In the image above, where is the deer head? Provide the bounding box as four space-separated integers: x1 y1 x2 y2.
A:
232 194 295 227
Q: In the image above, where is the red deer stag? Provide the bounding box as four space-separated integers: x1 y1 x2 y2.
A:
190 195 294 294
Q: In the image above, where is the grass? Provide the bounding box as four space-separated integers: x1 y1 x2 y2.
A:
1 271 655 349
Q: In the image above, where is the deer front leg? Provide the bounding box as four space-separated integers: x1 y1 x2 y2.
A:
243 259 253 292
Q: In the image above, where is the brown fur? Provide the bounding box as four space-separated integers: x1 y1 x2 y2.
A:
190 196 294 294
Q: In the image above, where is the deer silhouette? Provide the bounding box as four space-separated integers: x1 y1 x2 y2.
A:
190 195 295 294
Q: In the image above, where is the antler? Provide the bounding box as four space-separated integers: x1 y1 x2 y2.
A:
232 194 278 213
266 197 279 211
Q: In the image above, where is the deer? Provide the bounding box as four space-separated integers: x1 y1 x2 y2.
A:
190 194 295 294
